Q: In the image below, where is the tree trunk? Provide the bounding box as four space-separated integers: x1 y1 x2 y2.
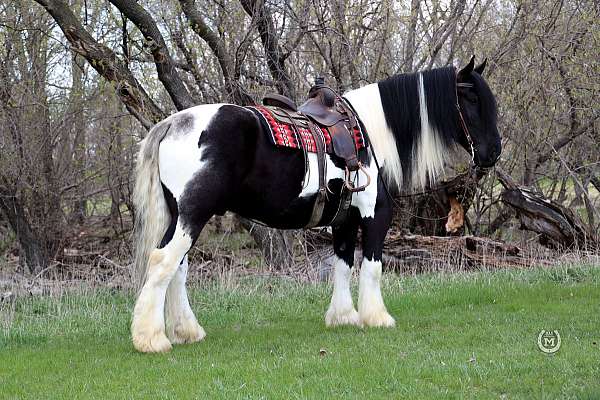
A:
391 167 484 236
238 218 294 269
0 188 49 273
70 53 87 223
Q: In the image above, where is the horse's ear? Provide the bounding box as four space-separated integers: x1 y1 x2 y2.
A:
474 58 487 75
457 56 475 79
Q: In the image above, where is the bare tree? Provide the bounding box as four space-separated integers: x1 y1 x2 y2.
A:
0 0 597 272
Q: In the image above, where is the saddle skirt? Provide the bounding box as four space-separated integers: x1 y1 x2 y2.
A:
248 105 367 156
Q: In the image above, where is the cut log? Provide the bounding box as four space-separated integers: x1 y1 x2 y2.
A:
445 195 465 233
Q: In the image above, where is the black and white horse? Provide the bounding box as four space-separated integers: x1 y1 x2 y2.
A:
131 57 501 352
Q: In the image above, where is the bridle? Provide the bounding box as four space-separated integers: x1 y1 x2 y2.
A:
455 72 476 165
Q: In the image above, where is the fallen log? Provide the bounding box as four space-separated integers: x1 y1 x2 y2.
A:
496 168 598 250
308 230 539 280
382 233 532 273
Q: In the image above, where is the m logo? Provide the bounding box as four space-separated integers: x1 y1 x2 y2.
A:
537 330 561 354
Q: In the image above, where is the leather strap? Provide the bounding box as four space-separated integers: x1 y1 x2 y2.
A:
328 186 353 226
304 95 366 227
305 121 328 228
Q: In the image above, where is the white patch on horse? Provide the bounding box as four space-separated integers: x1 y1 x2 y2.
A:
344 84 403 188
413 73 447 190
298 153 345 197
158 104 225 200
358 257 395 327
325 255 360 327
351 157 378 219
299 150 377 219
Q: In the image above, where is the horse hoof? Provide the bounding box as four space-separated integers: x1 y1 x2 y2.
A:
169 319 206 344
132 330 173 353
325 308 362 327
360 310 396 328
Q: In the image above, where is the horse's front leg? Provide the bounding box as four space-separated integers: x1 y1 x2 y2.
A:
325 210 361 327
357 193 395 328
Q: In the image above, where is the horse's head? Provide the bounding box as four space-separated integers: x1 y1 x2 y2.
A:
455 56 501 168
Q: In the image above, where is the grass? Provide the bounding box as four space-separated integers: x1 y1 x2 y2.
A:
1 265 599 399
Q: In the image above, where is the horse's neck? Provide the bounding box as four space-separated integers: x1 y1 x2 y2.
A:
344 84 404 188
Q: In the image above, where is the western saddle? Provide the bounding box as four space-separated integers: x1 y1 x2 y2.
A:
262 79 371 227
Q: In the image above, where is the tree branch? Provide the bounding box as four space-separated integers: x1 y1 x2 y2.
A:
239 0 295 99
534 114 600 168
179 0 253 104
107 0 195 111
32 0 165 130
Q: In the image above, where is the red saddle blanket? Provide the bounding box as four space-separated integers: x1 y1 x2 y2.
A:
249 105 367 154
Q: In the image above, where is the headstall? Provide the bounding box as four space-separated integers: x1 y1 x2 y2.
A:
455 72 476 164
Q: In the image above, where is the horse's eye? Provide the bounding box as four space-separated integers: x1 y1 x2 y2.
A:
466 94 478 104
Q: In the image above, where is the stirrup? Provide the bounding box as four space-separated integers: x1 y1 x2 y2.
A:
344 162 371 192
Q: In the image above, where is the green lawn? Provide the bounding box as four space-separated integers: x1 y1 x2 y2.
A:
1 265 599 399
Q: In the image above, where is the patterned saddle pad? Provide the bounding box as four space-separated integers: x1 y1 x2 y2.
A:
248 105 367 154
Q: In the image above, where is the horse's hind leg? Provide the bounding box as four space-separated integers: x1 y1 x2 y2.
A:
131 222 195 352
325 211 361 327
132 161 229 352
165 255 205 344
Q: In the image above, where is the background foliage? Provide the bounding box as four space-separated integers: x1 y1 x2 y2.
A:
0 0 598 273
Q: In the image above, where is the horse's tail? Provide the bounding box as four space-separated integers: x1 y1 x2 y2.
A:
132 122 172 289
